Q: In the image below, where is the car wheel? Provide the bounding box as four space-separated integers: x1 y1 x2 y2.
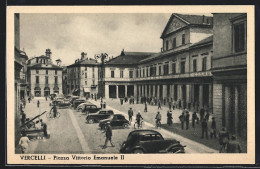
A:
133 149 144 154
88 119 94 124
122 123 129 128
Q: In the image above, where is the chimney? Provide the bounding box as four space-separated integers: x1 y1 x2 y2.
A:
81 52 87 60
45 49 52 58
121 49 125 56
202 15 205 23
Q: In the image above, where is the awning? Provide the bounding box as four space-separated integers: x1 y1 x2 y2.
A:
83 87 90 93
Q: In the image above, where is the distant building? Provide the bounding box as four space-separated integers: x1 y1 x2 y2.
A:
27 49 63 97
62 66 68 95
104 13 214 112
212 13 247 138
66 52 100 98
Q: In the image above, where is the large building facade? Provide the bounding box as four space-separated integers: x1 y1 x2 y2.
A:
27 49 63 97
104 14 214 113
67 52 100 98
212 13 247 138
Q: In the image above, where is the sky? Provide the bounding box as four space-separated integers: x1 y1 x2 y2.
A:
20 13 211 66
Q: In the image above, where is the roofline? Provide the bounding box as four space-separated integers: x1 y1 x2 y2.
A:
189 40 213 49
67 63 101 68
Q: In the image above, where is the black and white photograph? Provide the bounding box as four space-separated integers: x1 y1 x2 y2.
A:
7 6 255 164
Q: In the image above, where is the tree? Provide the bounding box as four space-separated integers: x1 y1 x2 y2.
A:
94 53 108 98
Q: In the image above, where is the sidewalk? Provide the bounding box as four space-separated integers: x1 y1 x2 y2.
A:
15 97 52 154
93 98 247 153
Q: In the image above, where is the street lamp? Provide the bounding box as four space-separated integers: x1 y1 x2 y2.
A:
94 53 108 98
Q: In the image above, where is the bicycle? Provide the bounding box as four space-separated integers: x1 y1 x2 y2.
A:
46 108 60 118
134 120 144 129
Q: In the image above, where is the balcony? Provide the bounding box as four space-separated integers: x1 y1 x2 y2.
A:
91 85 97 89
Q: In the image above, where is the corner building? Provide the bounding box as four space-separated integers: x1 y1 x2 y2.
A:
212 13 247 138
104 13 214 112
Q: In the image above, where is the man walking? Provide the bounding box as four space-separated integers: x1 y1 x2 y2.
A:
128 108 133 124
144 102 147 112
210 117 217 139
185 110 190 130
226 135 242 153
179 112 185 130
40 119 48 137
155 111 162 128
200 108 205 122
192 112 198 128
37 100 40 108
201 118 208 139
158 100 161 110
102 122 115 149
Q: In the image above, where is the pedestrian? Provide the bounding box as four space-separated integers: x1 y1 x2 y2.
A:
40 119 48 137
19 132 30 154
23 99 26 108
168 101 172 111
120 98 123 105
201 118 208 139
185 110 190 130
128 108 133 124
178 99 181 109
21 110 26 126
179 112 185 130
158 100 161 110
199 108 205 122
144 102 147 112
210 117 217 139
45 96 47 101
219 127 229 153
20 103 23 112
192 112 198 128
102 122 115 149
167 110 173 126
155 111 162 128
226 135 242 153
28 97 31 103
172 100 175 110
37 100 40 108
205 111 210 122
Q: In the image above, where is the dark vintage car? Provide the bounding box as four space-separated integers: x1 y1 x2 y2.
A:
77 104 101 114
99 114 129 129
72 99 86 109
69 96 80 104
53 100 71 109
120 130 185 154
86 109 114 123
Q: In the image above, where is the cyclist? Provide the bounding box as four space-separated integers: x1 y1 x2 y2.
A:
155 111 161 128
136 111 143 128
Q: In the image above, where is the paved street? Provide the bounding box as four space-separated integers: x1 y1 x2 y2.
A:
16 97 222 154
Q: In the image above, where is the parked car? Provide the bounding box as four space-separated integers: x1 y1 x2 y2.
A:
76 103 101 114
99 114 129 129
69 96 80 104
73 99 86 109
119 130 185 154
53 100 71 109
86 109 114 123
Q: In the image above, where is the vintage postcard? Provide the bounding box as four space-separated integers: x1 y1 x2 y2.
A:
6 5 255 164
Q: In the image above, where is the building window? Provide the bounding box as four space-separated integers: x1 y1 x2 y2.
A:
159 66 162 75
172 37 176 48
45 76 48 84
172 62 176 74
166 40 169 50
111 71 114 78
36 76 39 84
182 34 185 45
85 72 87 78
55 76 58 84
154 66 157 76
36 69 39 74
181 61 185 74
92 67 95 78
136 70 139 78
129 70 133 78
146 68 149 77
234 23 246 52
85 81 87 85
46 70 48 74
202 57 207 71
92 80 95 85
55 70 57 75
142 69 145 77
163 63 169 75
193 59 197 72
139 69 141 78
120 70 124 78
